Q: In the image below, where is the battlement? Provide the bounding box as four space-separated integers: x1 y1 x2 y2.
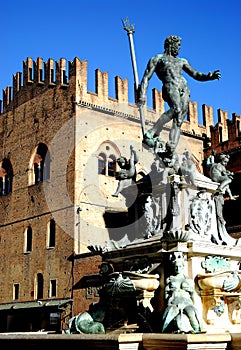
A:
1 57 72 111
209 112 241 152
1 57 133 112
0 56 239 142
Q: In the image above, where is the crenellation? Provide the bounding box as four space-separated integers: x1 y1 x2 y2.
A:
115 76 128 103
210 121 226 148
3 86 12 107
182 100 205 136
217 108 228 124
202 104 214 136
23 57 34 85
44 58 56 86
13 72 21 99
95 69 108 102
56 58 68 85
0 55 239 146
207 111 241 155
234 113 241 137
210 124 220 149
69 57 88 100
188 100 198 124
227 113 241 141
217 108 228 141
152 88 164 114
34 57 44 85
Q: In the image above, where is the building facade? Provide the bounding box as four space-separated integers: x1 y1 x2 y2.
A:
0 56 240 332
203 111 241 238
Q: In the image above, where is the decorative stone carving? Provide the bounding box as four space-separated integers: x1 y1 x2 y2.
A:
196 270 241 292
162 252 202 333
189 190 212 240
201 255 231 273
196 269 241 328
226 295 241 324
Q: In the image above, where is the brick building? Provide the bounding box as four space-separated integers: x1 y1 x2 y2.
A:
0 56 240 332
203 110 241 238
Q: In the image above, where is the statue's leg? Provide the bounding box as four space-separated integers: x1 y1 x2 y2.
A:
218 179 236 199
112 179 132 197
169 92 189 146
184 306 201 332
219 178 231 191
112 181 123 197
225 185 236 200
169 120 180 146
142 110 173 148
150 109 173 136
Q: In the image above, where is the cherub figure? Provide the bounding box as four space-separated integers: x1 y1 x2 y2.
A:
112 145 139 197
179 151 196 185
210 154 236 200
158 141 180 184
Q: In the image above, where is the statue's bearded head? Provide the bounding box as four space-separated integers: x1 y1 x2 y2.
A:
164 35 181 57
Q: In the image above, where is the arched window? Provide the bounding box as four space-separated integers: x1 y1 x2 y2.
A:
29 143 50 185
98 153 106 175
13 283 20 300
97 142 119 177
108 154 116 177
36 273 44 299
47 219 56 248
24 226 32 253
49 279 57 297
0 158 13 196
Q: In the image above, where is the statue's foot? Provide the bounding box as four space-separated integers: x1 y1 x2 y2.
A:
142 131 155 148
112 193 119 197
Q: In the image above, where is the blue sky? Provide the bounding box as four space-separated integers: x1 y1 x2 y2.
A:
1 0 241 124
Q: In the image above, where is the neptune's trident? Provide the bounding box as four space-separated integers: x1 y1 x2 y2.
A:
122 18 146 136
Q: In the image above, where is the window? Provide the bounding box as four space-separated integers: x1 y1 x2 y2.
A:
25 226 32 252
98 153 117 176
29 143 50 186
47 219 56 248
0 158 13 196
13 283 19 300
36 273 44 299
97 141 119 177
98 153 106 175
50 312 60 325
108 154 116 176
49 279 57 297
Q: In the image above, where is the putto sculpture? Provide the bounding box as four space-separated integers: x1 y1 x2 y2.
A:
210 154 236 200
112 145 139 197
